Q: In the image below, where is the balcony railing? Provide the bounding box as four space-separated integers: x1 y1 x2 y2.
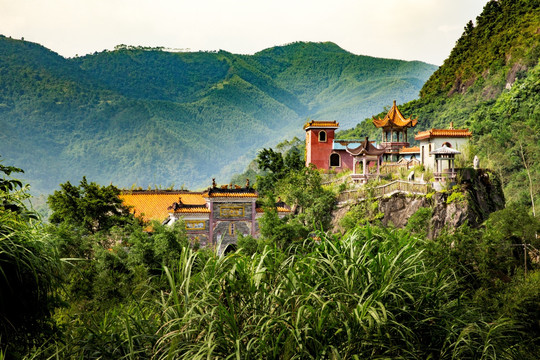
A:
433 170 457 182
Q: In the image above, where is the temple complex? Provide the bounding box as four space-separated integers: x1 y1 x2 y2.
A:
121 101 473 250
305 100 472 182
120 181 291 252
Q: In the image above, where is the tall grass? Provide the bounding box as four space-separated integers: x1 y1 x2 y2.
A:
24 226 523 359
153 226 513 359
0 210 61 356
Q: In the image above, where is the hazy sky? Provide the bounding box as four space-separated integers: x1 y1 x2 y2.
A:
1 0 489 65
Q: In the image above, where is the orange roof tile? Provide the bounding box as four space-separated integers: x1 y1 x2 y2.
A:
174 207 210 214
120 191 206 223
415 128 472 141
372 100 417 129
303 120 339 130
399 146 420 154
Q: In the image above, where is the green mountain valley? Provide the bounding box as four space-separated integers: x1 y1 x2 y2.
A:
0 39 435 194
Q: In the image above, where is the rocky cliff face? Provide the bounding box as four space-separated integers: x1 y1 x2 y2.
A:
333 169 505 239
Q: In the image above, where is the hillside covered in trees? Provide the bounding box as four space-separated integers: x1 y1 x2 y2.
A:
339 0 539 211
2 1 540 358
0 38 435 194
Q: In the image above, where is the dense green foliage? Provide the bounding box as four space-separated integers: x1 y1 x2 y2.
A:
0 160 61 358
0 158 538 358
0 37 435 194
19 219 540 359
243 143 337 248
338 0 540 212
48 177 136 234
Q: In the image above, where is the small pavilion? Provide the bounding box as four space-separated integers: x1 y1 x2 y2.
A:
430 145 461 182
372 100 418 162
346 137 386 183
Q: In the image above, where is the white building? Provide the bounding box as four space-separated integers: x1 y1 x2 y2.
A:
415 122 472 171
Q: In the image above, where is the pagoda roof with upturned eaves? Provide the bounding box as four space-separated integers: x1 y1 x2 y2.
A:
372 100 418 129
345 137 386 156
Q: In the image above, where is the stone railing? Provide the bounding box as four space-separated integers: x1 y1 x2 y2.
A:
337 180 431 204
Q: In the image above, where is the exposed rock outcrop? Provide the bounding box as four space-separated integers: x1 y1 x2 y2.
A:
332 169 505 239
378 195 429 229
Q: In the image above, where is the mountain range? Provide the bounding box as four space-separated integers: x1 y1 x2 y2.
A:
0 38 436 194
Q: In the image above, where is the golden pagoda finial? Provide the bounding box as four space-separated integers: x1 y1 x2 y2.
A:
449 121 454 129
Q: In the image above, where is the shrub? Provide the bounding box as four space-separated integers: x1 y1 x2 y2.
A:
447 191 466 204
405 207 433 237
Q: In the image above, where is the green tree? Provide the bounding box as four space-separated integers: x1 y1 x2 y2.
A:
510 123 539 216
256 148 285 175
257 195 308 248
275 166 336 231
48 176 137 234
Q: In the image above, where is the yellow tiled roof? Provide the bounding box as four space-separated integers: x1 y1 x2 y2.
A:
303 120 339 130
399 146 420 154
373 100 417 129
415 129 472 141
120 191 205 222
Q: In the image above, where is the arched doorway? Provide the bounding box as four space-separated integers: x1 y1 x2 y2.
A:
330 153 341 167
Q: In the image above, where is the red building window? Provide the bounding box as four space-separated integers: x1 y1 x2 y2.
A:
319 130 327 142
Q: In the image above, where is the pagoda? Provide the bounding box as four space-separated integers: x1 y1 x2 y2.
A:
345 137 386 183
372 100 418 162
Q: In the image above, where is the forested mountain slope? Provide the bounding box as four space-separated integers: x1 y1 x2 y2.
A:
0 37 436 194
340 0 539 209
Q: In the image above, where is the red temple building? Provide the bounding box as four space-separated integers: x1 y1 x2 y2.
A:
305 100 473 183
304 120 342 169
304 101 420 178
